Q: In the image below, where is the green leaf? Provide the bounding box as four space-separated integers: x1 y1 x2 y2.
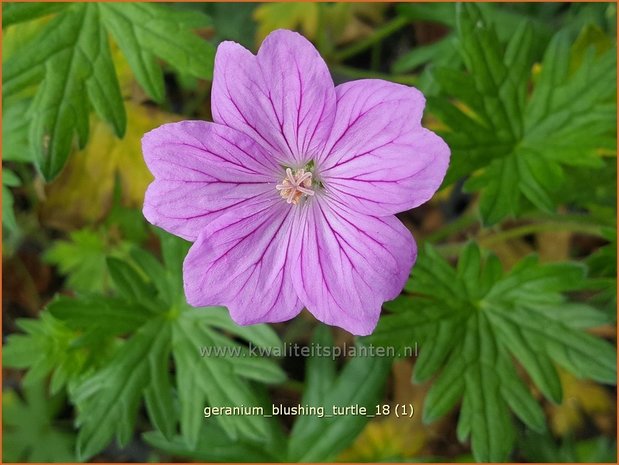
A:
3 382 76 462
467 156 520 227
433 4 617 224
144 415 284 462
173 311 273 447
586 228 617 317
74 317 171 460
520 430 617 463
144 330 176 441
199 307 284 350
155 228 191 299
44 228 131 293
287 328 391 462
11 225 285 460
202 3 256 48
2 171 19 233
107 256 156 304
46 231 283 459
370 244 616 461
2 99 31 162
4 3 214 180
10 3 126 180
396 3 456 26
100 3 213 103
105 180 149 244
2 2 67 27
48 295 152 337
3 169 21 188
301 326 337 406
3 312 114 394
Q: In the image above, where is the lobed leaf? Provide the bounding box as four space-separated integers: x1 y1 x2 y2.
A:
288 327 391 462
3 3 214 180
434 4 617 224
371 243 616 461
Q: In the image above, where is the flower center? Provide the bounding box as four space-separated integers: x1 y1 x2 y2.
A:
276 168 315 205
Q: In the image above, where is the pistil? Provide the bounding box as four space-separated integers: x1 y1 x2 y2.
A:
276 168 315 205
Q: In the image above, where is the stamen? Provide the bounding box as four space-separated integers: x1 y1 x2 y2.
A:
276 168 315 205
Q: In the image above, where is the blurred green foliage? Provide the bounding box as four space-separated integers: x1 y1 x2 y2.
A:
3 382 76 462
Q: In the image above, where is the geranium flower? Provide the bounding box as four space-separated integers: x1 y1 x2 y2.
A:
142 30 449 335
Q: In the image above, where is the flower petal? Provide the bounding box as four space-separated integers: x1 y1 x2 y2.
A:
142 121 280 241
318 80 450 216
184 197 303 325
291 199 416 335
211 30 336 165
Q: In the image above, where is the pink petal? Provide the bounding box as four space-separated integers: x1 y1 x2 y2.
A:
142 121 280 241
183 197 303 325
211 30 336 165
318 80 450 216
291 198 416 335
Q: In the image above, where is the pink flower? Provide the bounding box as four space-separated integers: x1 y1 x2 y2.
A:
142 30 449 335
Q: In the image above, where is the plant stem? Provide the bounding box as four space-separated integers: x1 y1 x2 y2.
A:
331 65 417 86
480 221 605 246
421 213 478 244
435 218 607 257
334 16 409 62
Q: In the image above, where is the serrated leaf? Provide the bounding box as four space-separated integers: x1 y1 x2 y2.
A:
48 295 152 337
371 243 616 461
4 3 213 180
15 3 126 180
144 418 283 462
75 317 170 460
302 326 337 405
143 323 176 441
434 4 617 224
3 312 113 394
392 35 458 74
173 312 271 447
2 99 31 162
44 228 131 293
3 382 76 462
107 256 156 304
38 231 282 459
520 430 617 463
2 2 66 27
40 102 176 230
99 3 214 102
199 306 284 350
287 328 391 462
11 223 287 459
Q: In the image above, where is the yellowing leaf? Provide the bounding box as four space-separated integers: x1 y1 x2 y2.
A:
570 24 614 73
40 103 178 230
549 369 615 436
337 418 426 462
3 16 51 62
337 361 430 461
253 3 319 44
321 3 386 46
253 3 386 49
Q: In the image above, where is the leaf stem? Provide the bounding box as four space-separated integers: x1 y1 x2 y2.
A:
421 212 478 243
331 65 417 86
480 221 605 246
435 218 607 257
333 16 409 62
